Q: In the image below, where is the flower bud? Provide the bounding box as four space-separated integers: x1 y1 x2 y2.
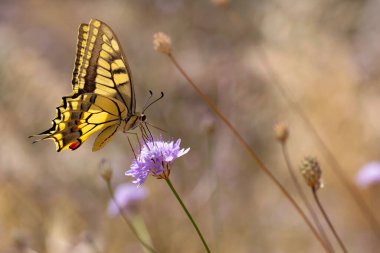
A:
274 121 289 143
100 159 113 182
153 32 172 55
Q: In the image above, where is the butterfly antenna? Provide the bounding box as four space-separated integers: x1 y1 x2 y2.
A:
142 90 154 112
142 92 164 113
145 122 167 133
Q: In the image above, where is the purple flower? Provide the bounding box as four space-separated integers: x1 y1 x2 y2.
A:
356 162 380 188
108 183 148 216
126 136 190 185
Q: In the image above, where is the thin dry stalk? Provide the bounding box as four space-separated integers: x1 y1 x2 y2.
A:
281 142 334 252
165 52 330 252
312 188 349 253
258 49 380 240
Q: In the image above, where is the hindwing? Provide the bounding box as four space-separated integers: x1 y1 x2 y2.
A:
34 94 127 151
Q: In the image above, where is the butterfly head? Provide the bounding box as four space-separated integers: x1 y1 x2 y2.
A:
124 112 147 131
124 91 164 132
140 113 147 122
135 112 147 124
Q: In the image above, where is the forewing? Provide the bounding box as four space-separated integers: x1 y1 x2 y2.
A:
72 23 89 92
71 19 135 113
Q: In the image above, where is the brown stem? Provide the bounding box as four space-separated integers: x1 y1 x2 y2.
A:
167 53 330 252
312 188 349 253
258 49 380 240
281 143 334 252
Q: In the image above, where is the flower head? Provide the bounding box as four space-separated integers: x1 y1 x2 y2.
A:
153 32 172 55
108 183 148 217
300 156 323 190
126 136 190 185
356 161 380 188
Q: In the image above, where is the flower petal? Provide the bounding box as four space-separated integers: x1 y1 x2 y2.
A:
126 137 189 185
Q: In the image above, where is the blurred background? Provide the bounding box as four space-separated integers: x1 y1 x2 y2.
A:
0 0 380 252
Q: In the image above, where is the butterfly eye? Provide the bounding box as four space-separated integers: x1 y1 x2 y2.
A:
142 115 147 121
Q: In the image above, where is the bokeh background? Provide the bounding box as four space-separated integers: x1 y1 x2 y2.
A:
1 0 380 252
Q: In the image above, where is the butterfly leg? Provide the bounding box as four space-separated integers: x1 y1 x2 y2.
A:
126 135 138 159
125 131 142 153
138 123 154 144
142 122 154 142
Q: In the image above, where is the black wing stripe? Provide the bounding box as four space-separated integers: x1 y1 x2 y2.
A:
72 24 89 88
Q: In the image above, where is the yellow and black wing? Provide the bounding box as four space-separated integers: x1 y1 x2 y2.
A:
72 19 135 112
34 94 128 152
32 19 134 152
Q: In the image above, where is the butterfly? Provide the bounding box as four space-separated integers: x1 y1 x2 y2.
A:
31 19 148 152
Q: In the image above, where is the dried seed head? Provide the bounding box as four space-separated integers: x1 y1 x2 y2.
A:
100 159 113 182
153 32 172 55
300 156 323 190
274 122 289 143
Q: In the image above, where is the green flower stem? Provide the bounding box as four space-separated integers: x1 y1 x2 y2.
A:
131 213 154 253
165 178 211 253
106 181 156 253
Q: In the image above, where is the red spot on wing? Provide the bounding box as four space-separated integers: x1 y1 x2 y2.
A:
69 140 81 150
